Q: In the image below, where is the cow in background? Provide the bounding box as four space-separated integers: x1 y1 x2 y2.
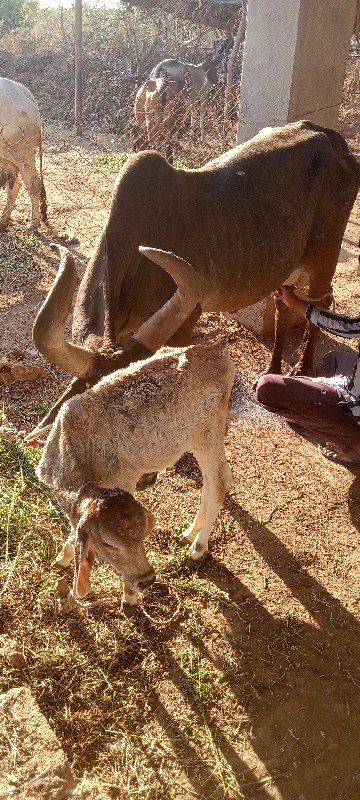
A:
0 78 47 231
150 40 231 140
132 75 186 163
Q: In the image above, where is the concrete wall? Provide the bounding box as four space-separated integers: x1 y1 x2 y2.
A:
237 0 357 143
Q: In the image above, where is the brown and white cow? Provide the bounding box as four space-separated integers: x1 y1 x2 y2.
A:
132 75 186 162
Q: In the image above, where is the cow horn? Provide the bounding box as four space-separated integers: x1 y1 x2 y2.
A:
133 246 200 352
32 244 96 378
33 244 199 387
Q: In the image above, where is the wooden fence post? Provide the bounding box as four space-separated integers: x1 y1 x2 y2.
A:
75 0 83 135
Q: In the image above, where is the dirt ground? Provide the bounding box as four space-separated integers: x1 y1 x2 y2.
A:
1 79 360 799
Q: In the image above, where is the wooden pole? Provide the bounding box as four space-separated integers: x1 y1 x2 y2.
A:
75 0 83 135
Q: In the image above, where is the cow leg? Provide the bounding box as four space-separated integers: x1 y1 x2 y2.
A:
199 101 207 142
165 141 174 164
19 158 41 232
268 294 292 374
0 172 21 230
185 449 233 563
292 231 346 374
293 265 336 375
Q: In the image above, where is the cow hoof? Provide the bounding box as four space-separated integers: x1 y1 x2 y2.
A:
0 220 10 232
122 601 139 618
26 222 40 234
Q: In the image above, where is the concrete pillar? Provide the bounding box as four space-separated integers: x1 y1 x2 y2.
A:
237 0 356 143
233 0 356 336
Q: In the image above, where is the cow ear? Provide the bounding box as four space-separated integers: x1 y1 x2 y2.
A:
74 510 95 598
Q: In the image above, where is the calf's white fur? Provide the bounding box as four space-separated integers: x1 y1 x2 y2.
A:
37 342 234 612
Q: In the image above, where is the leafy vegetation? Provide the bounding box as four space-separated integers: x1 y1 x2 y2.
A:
0 234 38 270
0 0 41 36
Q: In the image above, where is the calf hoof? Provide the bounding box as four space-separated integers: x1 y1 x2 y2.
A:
52 541 75 568
122 601 139 618
56 581 76 614
136 472 158 491
185 543 208 568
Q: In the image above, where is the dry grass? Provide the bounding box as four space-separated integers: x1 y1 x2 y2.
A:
0 437 260 800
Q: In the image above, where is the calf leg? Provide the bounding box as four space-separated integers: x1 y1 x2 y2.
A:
179 474 209 545
0 173 21 230
185 450 233 562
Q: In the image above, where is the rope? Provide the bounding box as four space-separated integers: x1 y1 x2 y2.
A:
304 285 335 311
293 284 336 312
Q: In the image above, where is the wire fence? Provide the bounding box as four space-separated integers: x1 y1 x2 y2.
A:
0 42 243 254
0 2 358 265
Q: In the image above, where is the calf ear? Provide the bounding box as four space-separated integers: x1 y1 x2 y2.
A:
74 512 95 598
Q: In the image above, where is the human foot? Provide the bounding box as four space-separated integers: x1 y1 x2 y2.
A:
320 442 360 462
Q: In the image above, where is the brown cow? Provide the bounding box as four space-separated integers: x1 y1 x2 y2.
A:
150 41 230 140
28 121 360 441
132 76 186 162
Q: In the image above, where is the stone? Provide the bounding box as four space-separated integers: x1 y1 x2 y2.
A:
0 358 46 385
0 635 26 670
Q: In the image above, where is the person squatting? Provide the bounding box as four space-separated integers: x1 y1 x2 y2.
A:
256 286 360 463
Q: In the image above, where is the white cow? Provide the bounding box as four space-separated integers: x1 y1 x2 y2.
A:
0 78 47 231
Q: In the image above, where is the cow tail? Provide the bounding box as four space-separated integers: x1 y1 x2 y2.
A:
39 126 48 223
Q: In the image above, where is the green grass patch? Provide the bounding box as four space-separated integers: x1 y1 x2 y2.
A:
91 152 130 173
0 437 67 562
0 234 38 270
173 154 202 169
5 402 49 424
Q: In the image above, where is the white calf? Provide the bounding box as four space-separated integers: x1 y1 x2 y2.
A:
37 342 234 613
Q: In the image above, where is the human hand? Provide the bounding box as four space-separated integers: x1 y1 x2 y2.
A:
271 285 308 316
